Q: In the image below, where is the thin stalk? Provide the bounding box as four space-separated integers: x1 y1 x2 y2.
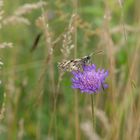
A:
48 72 63 137
74 91 80 140
90 94 95 130
72 0 80 139
118 0 127 41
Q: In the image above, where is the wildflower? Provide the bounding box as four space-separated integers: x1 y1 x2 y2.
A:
71 64 108 94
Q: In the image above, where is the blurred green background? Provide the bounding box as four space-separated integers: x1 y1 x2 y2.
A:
0 0 140 140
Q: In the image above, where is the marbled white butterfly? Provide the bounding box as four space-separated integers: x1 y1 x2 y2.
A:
58 50 103 72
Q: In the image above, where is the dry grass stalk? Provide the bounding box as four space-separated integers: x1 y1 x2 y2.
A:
32 15 53 105
36 12 55 139
0 92 6 121
17 119 24 140
61 14 78 59
36 14 53 54
0 1 13 89
56 13 79 102
0 59 3 68
14 1 47 16
0 42 13 49
81 121 101 140
0 0 4 28
52 14 79 101
95 109 110 133
0 1 6 123
3 16 30 25
2 1 46 26
101 1 116 102
111 24 140 34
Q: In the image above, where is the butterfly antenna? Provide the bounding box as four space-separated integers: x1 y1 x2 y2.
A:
89 50 103 57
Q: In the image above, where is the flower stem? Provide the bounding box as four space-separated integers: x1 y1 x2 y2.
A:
91 94 95 130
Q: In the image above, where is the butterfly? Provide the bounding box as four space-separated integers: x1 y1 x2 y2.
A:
58 50 103 72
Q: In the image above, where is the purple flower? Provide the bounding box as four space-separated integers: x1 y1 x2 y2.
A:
71 64 108 94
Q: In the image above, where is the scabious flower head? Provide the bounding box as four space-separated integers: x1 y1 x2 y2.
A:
71 64 108 94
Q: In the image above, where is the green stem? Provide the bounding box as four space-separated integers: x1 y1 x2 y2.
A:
91 94 95 130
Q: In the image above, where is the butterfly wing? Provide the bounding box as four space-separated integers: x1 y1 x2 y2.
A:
58 56 91 72
58 58 82 72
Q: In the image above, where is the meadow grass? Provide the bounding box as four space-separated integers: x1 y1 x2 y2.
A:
0 0 140 140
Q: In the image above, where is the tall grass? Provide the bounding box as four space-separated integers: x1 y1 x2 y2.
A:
0 0 140 140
